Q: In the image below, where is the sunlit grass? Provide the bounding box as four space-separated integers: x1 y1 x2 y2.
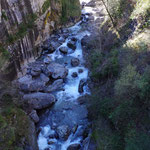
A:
131 0 150 19
125 29 150 52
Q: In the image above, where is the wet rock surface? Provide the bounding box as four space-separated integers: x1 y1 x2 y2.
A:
71 72 78 78
78 79 87 93
46 63 68 79
67 144 81 150
23 92 56 110
56 125 71 140
67 41 77 50
44 79 64 92
71 58 80 67
59 47 68 54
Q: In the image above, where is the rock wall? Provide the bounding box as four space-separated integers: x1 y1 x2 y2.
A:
0 0 81 80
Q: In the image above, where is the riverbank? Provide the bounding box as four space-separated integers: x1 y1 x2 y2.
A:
81 0 150 150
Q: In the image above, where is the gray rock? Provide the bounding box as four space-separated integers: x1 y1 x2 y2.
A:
67 144 81 150
58 37 65 42
48 131 58 139
44 41 60 54
30 66 41 77
71 58 80 67
78 79 86 93
27 61 45 77
18 75 48 92
29 110 39 123
40 73 49 83
59 46 68 54
50 41 61 50
18 75 32 83
43 57 52 64
48 139 57 145
71 126 85 141
48 46 55 53
23 92 56 110
47 63 68 79
67 41 76 50
77 95 89 104
71 72 78 78
78 69 83 73
56 125 70 140
45 79 63 92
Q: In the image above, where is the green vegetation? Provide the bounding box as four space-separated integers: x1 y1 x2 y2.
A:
61 0 81 24
42 0 51 14
7 14 37 44
2 11 8 21
0 82 36 150
90 49 119 82
88 0 150 149
0 44 9 58
89 47 150 150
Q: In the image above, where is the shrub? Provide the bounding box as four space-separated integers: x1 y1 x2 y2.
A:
115 64 141 100
125 130 150 150
61 0 81 23
138 66 150 106
90 49 119 81
88 94 114 120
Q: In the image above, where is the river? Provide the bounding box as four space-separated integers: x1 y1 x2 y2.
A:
36 1 94 150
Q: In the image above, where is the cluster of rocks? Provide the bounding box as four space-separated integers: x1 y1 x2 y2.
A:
41 33 67 55
41 33 78 56
16 59 68 123
42 123 90 150
16 36 88 124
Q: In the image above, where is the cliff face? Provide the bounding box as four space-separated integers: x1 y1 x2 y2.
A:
0 0 81 79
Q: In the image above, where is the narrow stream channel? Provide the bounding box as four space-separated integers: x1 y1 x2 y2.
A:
37 1 93 150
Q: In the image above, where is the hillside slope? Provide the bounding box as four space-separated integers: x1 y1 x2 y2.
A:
82 0 150 149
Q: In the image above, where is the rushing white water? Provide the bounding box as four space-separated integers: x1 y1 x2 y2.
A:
80 0 91 4
38 1 92 150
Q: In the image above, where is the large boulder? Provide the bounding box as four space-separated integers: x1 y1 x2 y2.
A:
71 58 80 67
46 63 68 79
44 79 64 92
18 75 49 93
42 41 61 54
23 92 56 110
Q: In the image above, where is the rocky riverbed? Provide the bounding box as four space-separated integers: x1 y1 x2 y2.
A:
15 0 105 149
